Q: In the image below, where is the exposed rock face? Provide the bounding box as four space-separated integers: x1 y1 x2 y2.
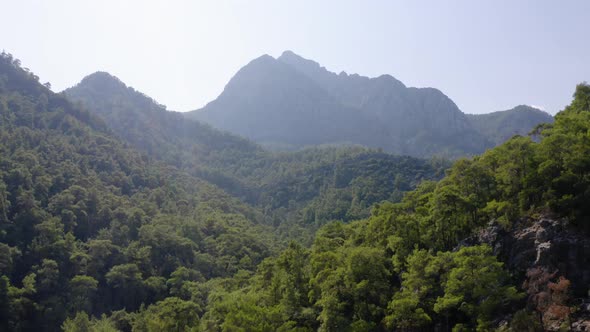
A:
463 216 590 330
572 320 590 332
472 217 590 293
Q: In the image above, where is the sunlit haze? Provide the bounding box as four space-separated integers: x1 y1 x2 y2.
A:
1 0 588 114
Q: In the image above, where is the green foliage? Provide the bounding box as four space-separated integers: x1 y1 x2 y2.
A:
2 50 589 332
62 312 118 332
204 222 521 331
0 52 279 331
131 297 200 332
385 249 437 329
68 275 98 314
194 84 590 331
62 312 92 332
509 309 544 332
433 246 523 330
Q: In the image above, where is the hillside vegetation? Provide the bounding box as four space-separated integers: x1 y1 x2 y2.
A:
0 51 280 331
1 50 585 331
186 83 590 331
0 52 446 331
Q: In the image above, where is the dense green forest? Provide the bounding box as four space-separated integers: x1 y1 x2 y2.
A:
0 53 447 331
2 50 589 331
0 51 293 331
181 82 590 331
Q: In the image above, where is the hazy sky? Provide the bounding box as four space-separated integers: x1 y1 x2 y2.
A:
1 1 588 114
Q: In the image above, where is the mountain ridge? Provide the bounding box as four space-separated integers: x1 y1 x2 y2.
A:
64 70 445 230
467 105 554 144
186 51 552 157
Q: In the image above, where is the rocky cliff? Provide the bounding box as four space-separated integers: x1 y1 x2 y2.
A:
463 216 590 331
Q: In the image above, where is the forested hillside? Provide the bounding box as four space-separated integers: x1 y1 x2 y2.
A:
178 83 590 331
65 72 445 233
0 52 281 331
1 48 586 332
1 53 449 331
58 78 590 330
1 1 586 331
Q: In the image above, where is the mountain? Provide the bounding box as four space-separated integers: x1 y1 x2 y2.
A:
467 105 554 145
186 54 380 149
186 51 551 158
64 71 445 229
3 49 590 331
194 83 590 331
276 51 486 155
0 53 442 329
0 51 278 331
64 71 262 169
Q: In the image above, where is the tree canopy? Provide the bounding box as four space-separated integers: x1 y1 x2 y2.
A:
1 51 587 331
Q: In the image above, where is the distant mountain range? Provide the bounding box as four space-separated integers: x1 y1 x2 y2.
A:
185 51 553 157
64 71 444 226
466 105 553 145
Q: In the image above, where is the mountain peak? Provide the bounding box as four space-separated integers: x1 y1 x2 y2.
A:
189 51 551 158
65 70 171 117
278 50 323 71
253 54 275 62
374 74 406 89
279 51 407 90
514 104 547 113
81 71 123 83
279 50 304 60
76 71 128 93
236 54 279 74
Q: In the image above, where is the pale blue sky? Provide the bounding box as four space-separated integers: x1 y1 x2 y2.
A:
1 1 588 114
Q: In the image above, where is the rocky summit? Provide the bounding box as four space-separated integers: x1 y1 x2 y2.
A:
186 51 553 158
